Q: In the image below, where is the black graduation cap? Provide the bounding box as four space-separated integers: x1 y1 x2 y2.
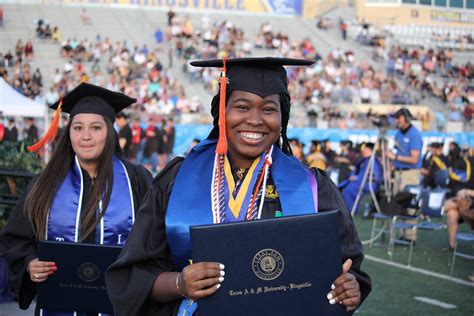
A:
28 83 136 152
340 140 353 147
190 57 314 155
361 142 375 150
51 82 136 122
190 57 314 98
432 142 444 149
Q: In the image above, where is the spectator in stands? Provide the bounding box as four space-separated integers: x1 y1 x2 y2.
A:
386 108 423 242
0 6 3 27
52 26 60 42
130 117 143 162
116 112 132 159
4 49 13 67
142 117 160 173
43 24 52 39
167 7 175 26
339 18 348 40
36 19 45 38
14 40 23 63
24 117 38 145
4 118 18 143
81 8 92 25
161 118 175 166
32 68 42 87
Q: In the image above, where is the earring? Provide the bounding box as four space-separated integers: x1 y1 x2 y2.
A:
279 134 283 147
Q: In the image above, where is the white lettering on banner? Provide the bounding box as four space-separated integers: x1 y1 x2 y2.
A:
117 234 123 245
55 237 65 241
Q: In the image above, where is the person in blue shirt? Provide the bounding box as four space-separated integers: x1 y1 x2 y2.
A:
386 107 423 241
339 142 382 214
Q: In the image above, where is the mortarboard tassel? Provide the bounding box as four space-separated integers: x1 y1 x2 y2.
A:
216 57 228 155
27 99 63 152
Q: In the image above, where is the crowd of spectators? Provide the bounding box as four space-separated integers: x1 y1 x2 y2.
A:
383 46 474 127
1 42 44 103
2 8 473 134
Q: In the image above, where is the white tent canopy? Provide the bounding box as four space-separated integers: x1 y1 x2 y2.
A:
0 78 46 118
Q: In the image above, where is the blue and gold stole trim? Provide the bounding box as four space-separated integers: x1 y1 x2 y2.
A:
431 156 447 171
222 154 265 221
449 158 471 183
166 139 318 270
43 156 134 316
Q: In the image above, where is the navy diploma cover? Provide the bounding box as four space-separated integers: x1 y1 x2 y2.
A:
191 210 347 316
37 241 121 313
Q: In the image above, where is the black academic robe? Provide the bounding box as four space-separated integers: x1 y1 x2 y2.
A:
0 159 152 315
106 157 372 316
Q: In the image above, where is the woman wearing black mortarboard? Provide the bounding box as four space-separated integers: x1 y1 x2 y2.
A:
106 58 371 315
0 83 152 315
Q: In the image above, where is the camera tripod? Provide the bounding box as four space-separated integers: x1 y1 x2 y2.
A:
349 129 393 246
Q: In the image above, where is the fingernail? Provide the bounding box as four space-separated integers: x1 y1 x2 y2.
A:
329 299 336 305
216 284 221 289
220 270 225 276
218 277 224 282
52 267 58 271
327 293 333 300
219 264 225 270
331 284 335 290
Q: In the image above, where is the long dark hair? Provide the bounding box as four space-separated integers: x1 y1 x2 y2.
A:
25 117 119 241
208 91 293 155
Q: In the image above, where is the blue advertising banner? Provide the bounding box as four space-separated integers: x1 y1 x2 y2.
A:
265 0 302 15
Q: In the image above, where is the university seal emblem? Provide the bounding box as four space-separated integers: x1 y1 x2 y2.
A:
77 262 100 282
252 249 284 281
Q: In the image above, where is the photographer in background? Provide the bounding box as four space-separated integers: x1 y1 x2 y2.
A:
386 108 423 242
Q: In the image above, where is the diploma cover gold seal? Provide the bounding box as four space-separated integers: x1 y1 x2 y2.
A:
77 262 100 282
252 249 284 281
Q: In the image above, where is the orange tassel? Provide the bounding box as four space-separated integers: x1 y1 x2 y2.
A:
216 57 228 155
27 99 63 152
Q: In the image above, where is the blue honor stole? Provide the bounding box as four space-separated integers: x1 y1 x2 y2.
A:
165 140 318 314
43 156 134 316
166 139 318 268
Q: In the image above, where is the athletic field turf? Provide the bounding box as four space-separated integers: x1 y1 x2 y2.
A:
354 215 473 315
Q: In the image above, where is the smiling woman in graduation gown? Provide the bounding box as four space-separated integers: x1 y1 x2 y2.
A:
106 58 371 316
0 83 152 316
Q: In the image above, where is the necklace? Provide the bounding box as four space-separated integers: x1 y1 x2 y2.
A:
236 168 246 180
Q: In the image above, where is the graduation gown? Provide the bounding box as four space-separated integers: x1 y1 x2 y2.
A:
339 157 382 213
0 159 152 315
106 157 372 316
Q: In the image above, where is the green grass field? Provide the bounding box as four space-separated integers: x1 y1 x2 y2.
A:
353 215 473 315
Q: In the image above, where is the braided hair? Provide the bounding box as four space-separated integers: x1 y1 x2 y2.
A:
208 91 293 156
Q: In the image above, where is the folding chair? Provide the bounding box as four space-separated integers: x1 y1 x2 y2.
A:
370 185 422 261
450 233 474 275
386 185 424 266
417 187 447 224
